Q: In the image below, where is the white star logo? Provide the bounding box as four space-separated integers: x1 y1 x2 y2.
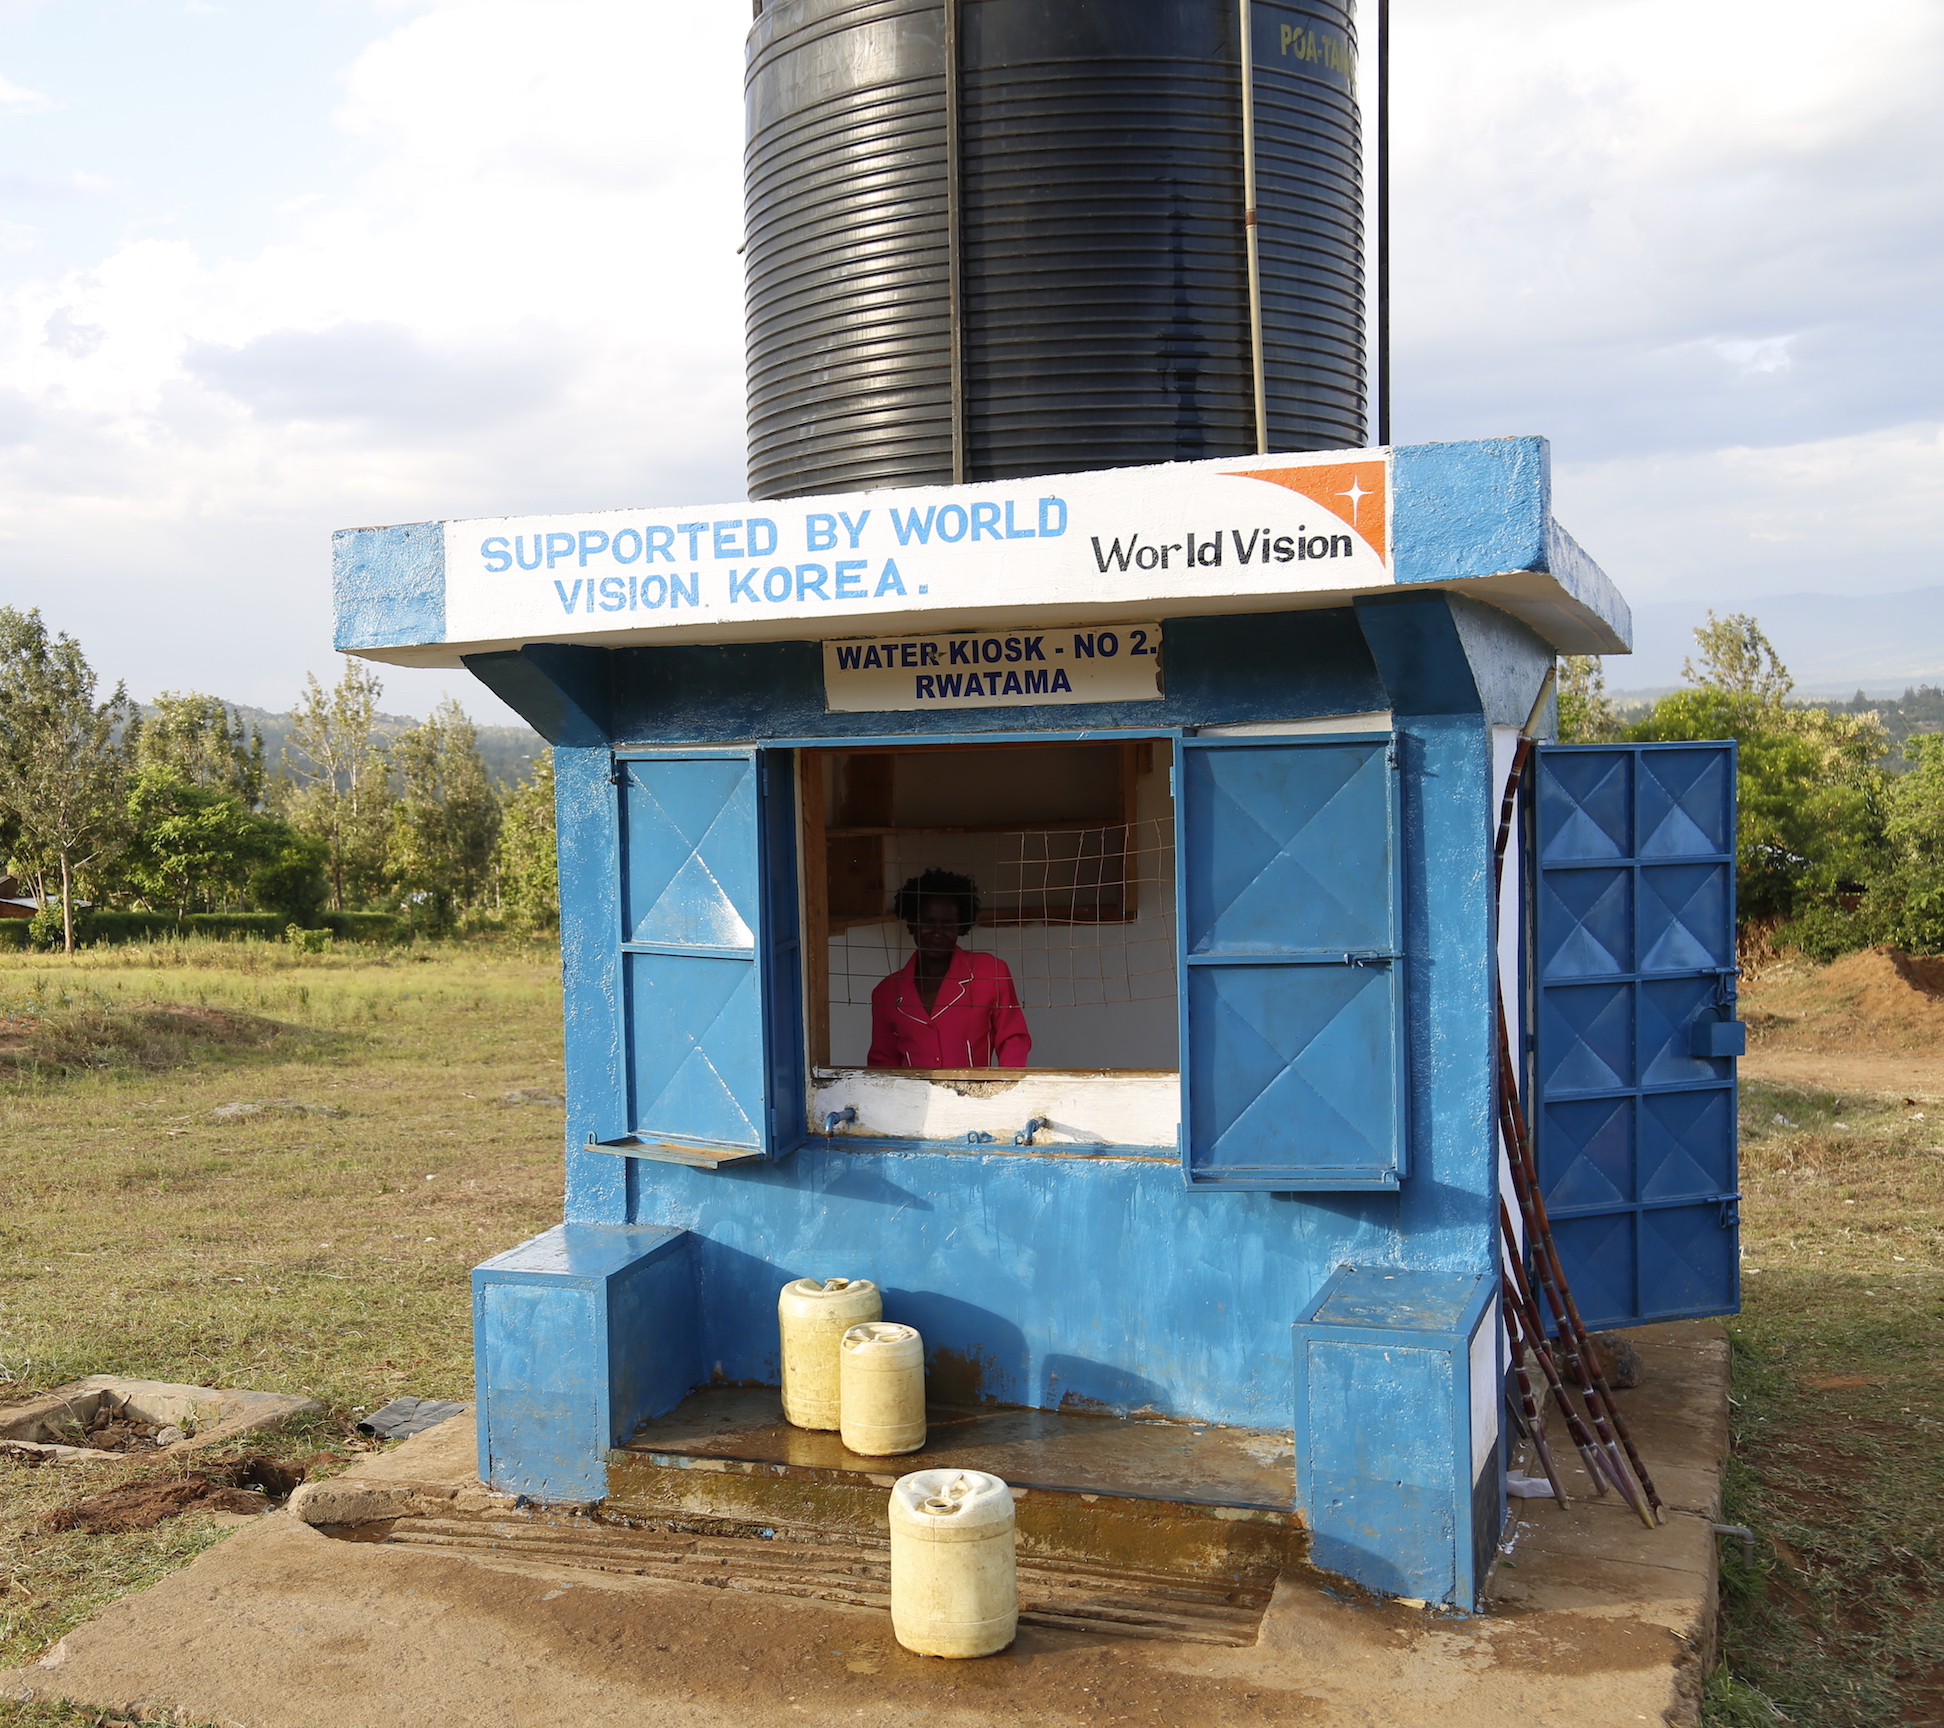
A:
1337 477 1369 524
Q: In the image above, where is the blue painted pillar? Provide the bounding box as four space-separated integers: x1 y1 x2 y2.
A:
1320 591 1551 1606
1294 1267 1498 1606
1355 593 1501 1278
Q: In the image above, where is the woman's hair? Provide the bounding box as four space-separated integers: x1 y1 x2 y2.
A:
894 868 980 931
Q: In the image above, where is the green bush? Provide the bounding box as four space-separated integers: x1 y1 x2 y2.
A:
1772 903 1874 963
319 911 403 944
249 838 329 925
181 913 286 940
28 902 94 950
1 905 408 950
88 911 183 945
285 923 334 954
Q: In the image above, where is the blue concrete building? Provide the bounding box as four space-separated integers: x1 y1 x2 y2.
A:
332 432 1742 1609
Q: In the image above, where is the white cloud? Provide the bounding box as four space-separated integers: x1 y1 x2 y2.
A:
0 0 750 716
1706 337 1795 377
0 71 54 111
1554 420 1944 604
0 0 1934 716
1392 0 1944 460
1388 0 1943 643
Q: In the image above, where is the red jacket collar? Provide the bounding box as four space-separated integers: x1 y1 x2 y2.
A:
893 946 976 1021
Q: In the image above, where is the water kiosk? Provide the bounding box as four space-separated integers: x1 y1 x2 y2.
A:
331 0 1745 1614
334 432 1754 1612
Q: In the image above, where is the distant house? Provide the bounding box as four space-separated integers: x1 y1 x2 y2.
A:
0 876 38 919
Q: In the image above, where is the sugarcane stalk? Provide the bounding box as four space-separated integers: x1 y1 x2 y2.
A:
1499 1285 1570 1505
1493 666 1556 888
1496 1001 1662 1525
1500 1197 1612 1495
1496 1051 1648 1517
1490 665 1666 1525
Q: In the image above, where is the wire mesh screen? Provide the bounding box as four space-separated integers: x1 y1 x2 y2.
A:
827 817 1178 1013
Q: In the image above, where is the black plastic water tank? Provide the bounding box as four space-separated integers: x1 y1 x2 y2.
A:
745 0 1367 500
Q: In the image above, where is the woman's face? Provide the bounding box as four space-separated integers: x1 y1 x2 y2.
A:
909 895 965 960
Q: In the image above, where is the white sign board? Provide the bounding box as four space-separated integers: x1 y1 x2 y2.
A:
822 623 1163 712
439 450 1389 650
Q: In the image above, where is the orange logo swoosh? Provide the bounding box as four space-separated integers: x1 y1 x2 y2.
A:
1222 460 1388 561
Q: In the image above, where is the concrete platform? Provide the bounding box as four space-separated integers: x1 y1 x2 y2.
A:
0 1322 1729 1728
608 1388 1304 1579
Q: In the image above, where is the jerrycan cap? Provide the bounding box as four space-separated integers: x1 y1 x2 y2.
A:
842 1321 919 1350
890 1467 1012 1530
781 1275 879 1302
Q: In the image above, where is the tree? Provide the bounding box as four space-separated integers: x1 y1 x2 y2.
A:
1865 734 1944 953
1556 656 1622 743
386 699 502 932
120 768 291 918
283 660 392 909
1628 614 1887 923
1682 611 1793 702
495 753 558 932
135 692 265 806
0 608 135 953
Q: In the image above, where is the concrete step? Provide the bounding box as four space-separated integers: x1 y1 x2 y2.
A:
607 1386 1305 1581
376 1512 1273 1646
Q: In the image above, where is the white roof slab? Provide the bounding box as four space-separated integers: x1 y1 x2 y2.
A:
334 435 1630 669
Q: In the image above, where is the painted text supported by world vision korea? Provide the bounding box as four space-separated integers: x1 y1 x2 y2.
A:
481 496 1070 617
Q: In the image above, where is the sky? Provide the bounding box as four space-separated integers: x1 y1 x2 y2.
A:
0 0 1937 722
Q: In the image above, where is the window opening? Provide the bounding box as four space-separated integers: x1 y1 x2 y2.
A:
802 740 1178 1072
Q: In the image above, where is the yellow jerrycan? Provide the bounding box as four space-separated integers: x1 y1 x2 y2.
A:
839 1321 927 1455
777 1276 880 1430
888 1469 1018 1657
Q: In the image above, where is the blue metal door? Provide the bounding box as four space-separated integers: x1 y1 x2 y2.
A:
1177 734 1406 1189
616 749 803 1159
1531 743 1742 1327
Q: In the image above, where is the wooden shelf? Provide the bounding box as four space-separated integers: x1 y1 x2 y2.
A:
825 819 1126 838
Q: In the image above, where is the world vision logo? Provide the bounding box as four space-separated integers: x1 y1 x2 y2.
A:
1223 460 1388 562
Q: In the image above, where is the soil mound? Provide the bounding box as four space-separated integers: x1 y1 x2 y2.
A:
0 1004 299 1073
44 1455 306 1533
1743 948 1944 1051
45 1476 268 1533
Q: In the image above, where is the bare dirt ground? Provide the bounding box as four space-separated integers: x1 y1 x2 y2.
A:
1742 947 1944 1091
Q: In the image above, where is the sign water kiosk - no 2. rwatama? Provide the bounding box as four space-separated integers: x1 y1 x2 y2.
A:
332 435 1745 1609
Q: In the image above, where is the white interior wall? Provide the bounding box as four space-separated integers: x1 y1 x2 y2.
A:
824 741 1179 1069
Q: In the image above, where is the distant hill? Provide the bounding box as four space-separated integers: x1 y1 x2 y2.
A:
1618 587 1944 697
141 703 547 790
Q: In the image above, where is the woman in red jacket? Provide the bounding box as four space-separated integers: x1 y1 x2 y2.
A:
867 869 1031 1069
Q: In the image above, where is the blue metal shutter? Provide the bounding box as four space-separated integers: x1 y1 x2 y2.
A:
617 750 803 1159
1177 734 1406 1189
1531 743 1741 1327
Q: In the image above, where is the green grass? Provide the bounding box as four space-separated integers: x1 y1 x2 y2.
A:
0 938 565 1406
0 939 565 1702
1703 1078 1944 1726
3 943 1942 1723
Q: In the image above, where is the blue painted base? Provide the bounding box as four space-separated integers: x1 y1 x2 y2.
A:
1293 1266 1500 1609
472 1223 698 1501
